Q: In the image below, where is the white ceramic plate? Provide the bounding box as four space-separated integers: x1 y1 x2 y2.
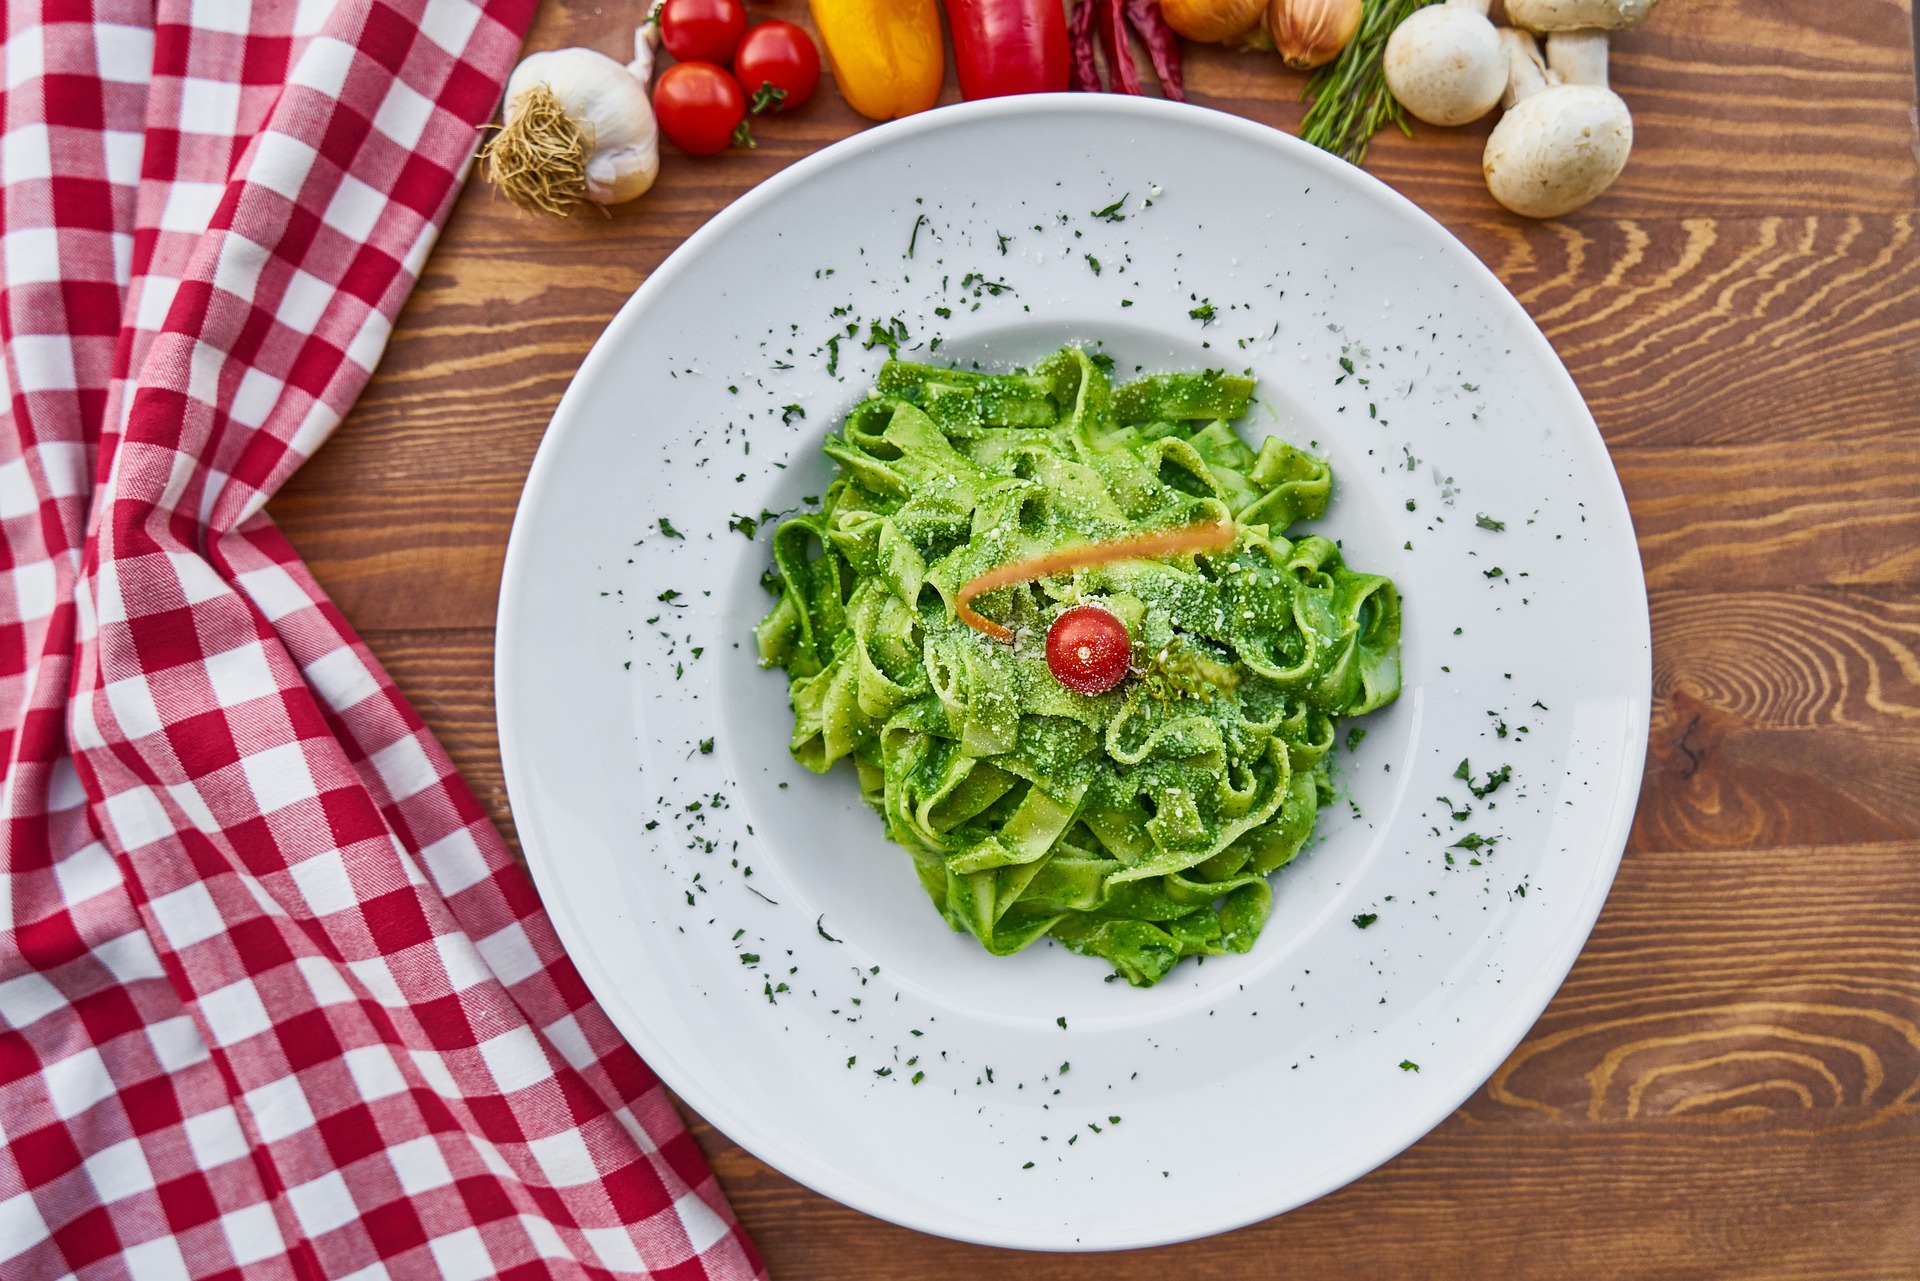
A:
497 96 1649 1251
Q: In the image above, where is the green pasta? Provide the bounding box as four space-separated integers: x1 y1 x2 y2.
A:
755 347 1401 986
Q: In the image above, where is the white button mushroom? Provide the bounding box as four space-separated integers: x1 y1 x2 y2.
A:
1383 0 1507 127
1482 29 1632 219
1503 0 1657 35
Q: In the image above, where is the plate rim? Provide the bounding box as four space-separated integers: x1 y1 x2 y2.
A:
495 92 1653 1251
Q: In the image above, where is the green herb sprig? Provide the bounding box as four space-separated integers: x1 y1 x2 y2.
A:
1300 0 1437 165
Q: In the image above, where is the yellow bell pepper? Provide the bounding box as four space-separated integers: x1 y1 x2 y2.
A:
807 0 945 121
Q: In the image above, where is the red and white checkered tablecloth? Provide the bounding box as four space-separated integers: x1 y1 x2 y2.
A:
0 0 764 1276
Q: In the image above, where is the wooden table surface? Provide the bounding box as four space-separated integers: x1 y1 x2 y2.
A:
272 1 1920 1274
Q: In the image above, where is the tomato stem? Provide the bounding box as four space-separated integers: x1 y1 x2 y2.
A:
748 81 787 114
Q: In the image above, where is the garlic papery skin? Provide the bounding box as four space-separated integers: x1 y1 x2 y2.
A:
1383 0 1506 127
1269 0 1362 69
488 27 659 216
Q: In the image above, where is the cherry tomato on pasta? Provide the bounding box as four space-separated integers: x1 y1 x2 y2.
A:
653 61 748 155
732 21 821 112
1046 604 1132 695
659 0 748 65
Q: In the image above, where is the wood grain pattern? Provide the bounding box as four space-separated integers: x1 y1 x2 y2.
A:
269 0 1920 1272
1637 589 1920 851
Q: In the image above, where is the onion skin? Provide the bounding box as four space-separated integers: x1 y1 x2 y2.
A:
1269 0 1362 69
1161 0 1265 43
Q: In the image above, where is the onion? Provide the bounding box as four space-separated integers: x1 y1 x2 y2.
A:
1269 0 1362 69
1161 0 1266 43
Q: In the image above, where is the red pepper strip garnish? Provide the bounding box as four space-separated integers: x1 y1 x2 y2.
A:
956 521 1237 643
1096 0 1144 95
1068 0 1101 92
1123 0 1185 102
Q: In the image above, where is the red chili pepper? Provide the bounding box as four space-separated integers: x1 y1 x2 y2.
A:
1096 0 1143 95
1123 0 1185 101
1069 0 1183 100
1069 0 1101 91
942 0 1069 100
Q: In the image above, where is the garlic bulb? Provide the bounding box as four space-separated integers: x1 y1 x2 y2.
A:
1269 0 1362 69
1161 0 1266 43
484 25 660 216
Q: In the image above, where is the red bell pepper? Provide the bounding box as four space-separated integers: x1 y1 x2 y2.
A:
942 0 1070 100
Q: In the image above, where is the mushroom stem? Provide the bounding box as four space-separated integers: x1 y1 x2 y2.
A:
1545 29 1609 87
1498 28 1550 109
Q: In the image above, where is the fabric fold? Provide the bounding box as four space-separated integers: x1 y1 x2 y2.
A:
0 0 762 1276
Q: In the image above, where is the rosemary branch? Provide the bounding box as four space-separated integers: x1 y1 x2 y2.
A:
1300 0 1437 165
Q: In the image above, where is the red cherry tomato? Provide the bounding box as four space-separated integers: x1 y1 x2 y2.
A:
732 21 821 112
653 62 747 156
1046 605 1132 695
659 0 748 65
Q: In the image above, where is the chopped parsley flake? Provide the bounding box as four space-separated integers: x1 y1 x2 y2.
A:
1475 513 1506 531
1352 913 1378 929
1469 764 1511 798
658 517 683 539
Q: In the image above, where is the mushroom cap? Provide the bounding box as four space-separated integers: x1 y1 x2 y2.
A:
1483 84 1633 218
1384 5 1507 127
1503 0 1657 33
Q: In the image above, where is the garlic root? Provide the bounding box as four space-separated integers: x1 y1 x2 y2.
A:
1482 29 1632 219
484 25 661 217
